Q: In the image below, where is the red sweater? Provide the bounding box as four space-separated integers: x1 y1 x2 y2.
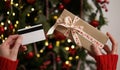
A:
95 54 118 70
0 56 18 70
0 55 118 70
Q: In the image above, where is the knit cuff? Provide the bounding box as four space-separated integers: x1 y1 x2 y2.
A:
95 54 118 70
0 56 18 70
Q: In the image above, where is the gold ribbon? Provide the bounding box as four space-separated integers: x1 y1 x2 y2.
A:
47 16 104 48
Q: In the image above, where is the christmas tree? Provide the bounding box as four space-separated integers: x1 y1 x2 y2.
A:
0 0 109 70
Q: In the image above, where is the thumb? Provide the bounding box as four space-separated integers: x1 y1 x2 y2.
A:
91 44 102 55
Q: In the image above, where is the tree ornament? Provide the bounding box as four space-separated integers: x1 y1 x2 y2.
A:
62 62 71 70
25 51 34 59
56 56 61 62
0 26 4 34
62 0 71 4
90 20 99 27
26 0 36 5
9 24 14 30
5 0 11 10
69 48 76 56
54 30 66 40
47 43 53 50
58 3 64 10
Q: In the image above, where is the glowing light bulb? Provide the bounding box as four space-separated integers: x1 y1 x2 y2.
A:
7 11 10 15
53 16 58 20
65 61 69 65
4 27 7 30
69 56 73 60
27 13 30 17
8 20 11 24
15 3 18 7
1 22 4 26
71 45 75 49
16 20 19 24
56 41 60 47
31 8 35 11
36 54 40 58
40 49 43 53
75 56 79 59
65 47 69 51
45 41 49 46
12 12 15 16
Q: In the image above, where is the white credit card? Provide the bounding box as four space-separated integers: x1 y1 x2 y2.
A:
18 24 46 45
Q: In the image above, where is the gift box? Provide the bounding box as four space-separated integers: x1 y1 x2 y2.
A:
47 9 108 51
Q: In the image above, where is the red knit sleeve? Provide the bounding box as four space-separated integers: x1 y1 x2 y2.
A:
0 56 18 70
95 54 118 70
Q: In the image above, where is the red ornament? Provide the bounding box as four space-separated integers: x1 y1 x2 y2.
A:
54 30 66 40
25 51 34 59
9 24 14 30
0 26 4 34
62 63 71 70
47 43 53 50
56 56 61 62
26 0 36 5
5 0 11 10
58 3 64 10
90 20 99 27
69 48 76 56
62 0 71 4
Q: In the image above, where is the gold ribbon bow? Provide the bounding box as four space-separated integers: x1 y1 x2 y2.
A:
47 16 104 48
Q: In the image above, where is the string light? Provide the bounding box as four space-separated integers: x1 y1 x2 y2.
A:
31 8 35 11
12 12 15 16
53 16 58 20
56 41 60 47
1 34 4 38
45 41 49 46
5 37 7 40
65 47 69 51
68 56 73 60
34 17 38 21
7 20 11 24
40 49 44 53
54 9 58 13
75 56 79 59
1 22 4 26
27 13 30 17
14 24 17 28
11 0 14 5
15 3 19 7
36 53 40 58
71 45 75 49
67 39 72 43
4 27 7 30
2 40 5 43
7 11 10 15
65 61 69 65
13 28 15 33
16 20 19 24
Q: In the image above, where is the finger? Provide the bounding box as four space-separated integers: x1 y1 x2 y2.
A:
19 45 27 52
91 44 102 55
3 35 19 47
106 32 118 54
103 44 111 54
11 36 23 57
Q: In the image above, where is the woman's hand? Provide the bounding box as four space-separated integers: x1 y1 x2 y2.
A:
90 32 118 56
0 35 26 61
